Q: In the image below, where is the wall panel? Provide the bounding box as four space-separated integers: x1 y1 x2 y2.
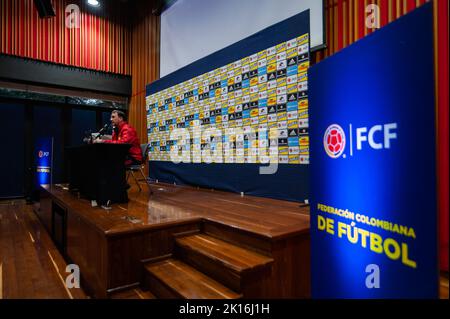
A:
128 13 160 144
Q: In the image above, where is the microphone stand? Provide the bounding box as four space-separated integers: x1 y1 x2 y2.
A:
93 124 111 143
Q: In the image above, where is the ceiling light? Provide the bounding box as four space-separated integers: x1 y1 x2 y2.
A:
87 0 100 7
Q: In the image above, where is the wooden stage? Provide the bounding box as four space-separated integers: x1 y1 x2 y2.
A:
36 182 311 299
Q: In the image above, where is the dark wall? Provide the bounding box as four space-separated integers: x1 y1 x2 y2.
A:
102 111 114 135
71 108 97 147
0 100 113 199
0 103 25 198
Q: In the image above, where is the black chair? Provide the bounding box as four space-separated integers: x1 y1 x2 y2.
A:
126 144 150 191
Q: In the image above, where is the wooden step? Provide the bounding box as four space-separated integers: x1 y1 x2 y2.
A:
110 287 156 299
203 220 272 256
143 258 242 299
175 234 273 292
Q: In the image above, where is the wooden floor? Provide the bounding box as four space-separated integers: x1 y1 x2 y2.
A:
0 199 85 299
1 181 449 299
0 196 152 299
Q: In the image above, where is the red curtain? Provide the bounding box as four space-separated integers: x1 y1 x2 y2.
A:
0 0 131 75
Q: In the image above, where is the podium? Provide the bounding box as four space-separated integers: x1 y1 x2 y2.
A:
66 143 131 205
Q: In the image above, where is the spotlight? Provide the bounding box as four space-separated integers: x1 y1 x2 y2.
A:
87 0 100 7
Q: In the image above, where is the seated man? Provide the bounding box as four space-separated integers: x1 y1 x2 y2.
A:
95 110 143 166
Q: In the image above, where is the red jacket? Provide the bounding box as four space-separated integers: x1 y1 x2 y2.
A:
104 122 143 163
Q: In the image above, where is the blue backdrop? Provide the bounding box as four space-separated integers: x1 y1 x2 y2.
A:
309 3 438 298
147 10 311 202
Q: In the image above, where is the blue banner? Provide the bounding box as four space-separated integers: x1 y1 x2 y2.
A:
35 137 53 187
309 3 438 298
145 10 312 202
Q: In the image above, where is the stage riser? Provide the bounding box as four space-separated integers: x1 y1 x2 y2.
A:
106 223 201 292
142 258 242 299
38 188 203 298
144 273 180 299
36 192 52 233
269 236 311 298
142 226 309 298
66 209 109 298
186 225 311 298
173 233 274 295
199 220 310 297
202 221 273 256
174 245 243 292
38 184 311 298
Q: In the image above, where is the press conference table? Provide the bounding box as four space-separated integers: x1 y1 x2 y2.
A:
66 143 131 205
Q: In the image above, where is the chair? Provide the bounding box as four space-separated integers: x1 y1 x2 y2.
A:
126 144 150 192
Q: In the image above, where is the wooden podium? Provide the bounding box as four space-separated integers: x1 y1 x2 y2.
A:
66 143 131 205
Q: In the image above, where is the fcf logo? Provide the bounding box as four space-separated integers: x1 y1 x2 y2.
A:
323 122 398 159
323 124 346 158
38 150 49 158
65 4 80 29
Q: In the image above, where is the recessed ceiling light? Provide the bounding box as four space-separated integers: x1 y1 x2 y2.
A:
87 0 100 7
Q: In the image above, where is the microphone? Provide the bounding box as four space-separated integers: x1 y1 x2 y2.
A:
88 123 110 144
98 123 110 136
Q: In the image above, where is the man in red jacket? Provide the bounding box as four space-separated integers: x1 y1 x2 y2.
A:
95 110 143 166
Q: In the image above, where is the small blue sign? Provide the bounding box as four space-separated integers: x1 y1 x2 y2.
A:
35 137 53 187
309 3 438 298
